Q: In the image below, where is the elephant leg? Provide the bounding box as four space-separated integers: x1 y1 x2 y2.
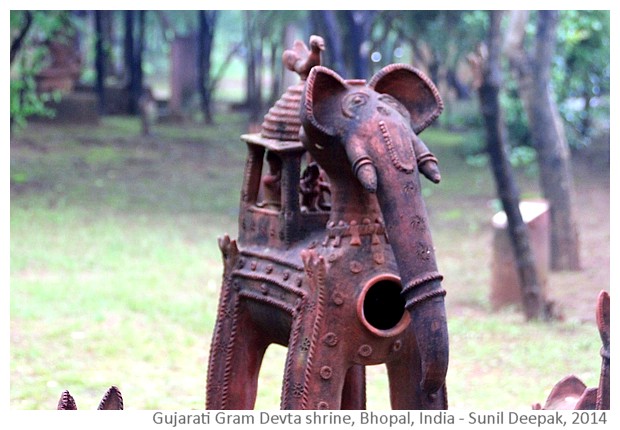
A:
386 327 447 410
283 343 349 410
341 365 366 409
206 296 268 409
282 249 352 409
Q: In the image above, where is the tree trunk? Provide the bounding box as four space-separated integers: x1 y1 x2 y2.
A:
244 12 258 121
255 38 264 118
280 23 299 91
94 11 107 115
343 11 374 78
124 10 144 115
318 10 346 76
10 11 33 65
198 10 217 124
155 11 174 43
477 11 545 321
505 10 581 271
269 40 280 105
102 11 116 81
135 11 145 103
124 11 134 90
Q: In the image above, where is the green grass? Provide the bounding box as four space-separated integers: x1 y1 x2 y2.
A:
11 115 244 409
10 115 606 409
446 310 600 409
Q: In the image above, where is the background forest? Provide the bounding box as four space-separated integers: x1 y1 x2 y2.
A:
10 10 610 410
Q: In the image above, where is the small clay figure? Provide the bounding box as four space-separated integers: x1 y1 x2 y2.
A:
300 162 330 212
260 151 282 209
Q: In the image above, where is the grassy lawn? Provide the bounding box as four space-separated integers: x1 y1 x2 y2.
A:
9 114 608 410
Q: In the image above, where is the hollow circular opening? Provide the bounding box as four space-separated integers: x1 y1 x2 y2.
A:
362 279 406 331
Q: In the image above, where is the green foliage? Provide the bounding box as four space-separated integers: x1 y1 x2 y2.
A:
508 145 537 170
464 143 538 177
10 11 75 129
441 99 484 133
500 76 531 147
392 10 488 69
503 11 610 149
10 76 57 129
459 10 610 156
555 11 610 101
11 170 29 185
555 11 610 145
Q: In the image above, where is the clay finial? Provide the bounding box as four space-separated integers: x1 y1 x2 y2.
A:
282 35 325 80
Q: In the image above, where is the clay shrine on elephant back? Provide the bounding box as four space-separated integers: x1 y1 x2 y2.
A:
238 96 332 249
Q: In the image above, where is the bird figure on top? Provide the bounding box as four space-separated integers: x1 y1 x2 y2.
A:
282 35 325 80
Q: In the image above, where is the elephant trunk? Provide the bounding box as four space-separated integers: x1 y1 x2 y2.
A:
350 132 449 397
378 167 448 396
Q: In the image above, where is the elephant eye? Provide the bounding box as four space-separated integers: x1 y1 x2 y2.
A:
379 94 410 119
342 92 369 117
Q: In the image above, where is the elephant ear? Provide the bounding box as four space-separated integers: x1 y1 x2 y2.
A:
368 64 443 134
301 66 348 141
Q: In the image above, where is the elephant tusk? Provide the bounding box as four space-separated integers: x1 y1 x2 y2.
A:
352 157 377 193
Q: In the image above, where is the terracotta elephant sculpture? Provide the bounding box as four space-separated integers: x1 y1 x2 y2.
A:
206 62 448 410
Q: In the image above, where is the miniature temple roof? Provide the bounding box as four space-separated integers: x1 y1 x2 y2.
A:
248 35 324 146
259 83 305 142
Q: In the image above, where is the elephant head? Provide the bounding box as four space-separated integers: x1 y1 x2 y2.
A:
300 64 448 397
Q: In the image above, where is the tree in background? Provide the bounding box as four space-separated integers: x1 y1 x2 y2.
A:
124 10 146 115
241 11 305 123
342 10 377 78
11 10 609 145
309 11 345 76
375 11 487 129
10 11 33 65
242 11 265 123
473 11 545 321
555 11 610 144
505 10 581 271
94 11 107 114
10 11 74 129
197 11 218 124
